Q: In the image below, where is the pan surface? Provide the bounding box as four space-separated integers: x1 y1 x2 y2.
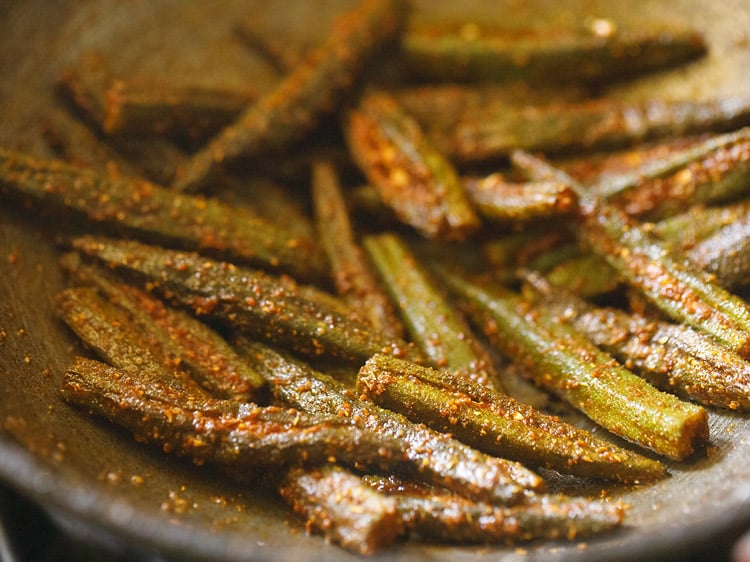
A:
2 1 750 560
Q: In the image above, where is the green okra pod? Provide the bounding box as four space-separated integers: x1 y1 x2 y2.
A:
543 252 622 298
280 465 403 555
358 354 666 481
72 236 416 365
344 89 481 240
102 79 254 142
174 0 409 192
393 83 586 130
312 160 405 340
440 270 709 461
524 275 750 411
512 150 750 358
604 136 750 219
433 97 750 164
462 173 578 223
364 475 626 543
0 148 326 282
363 232 501 388
400 21 705 84
60 254 267 402
589 128 750 201
234 338 546 505
62 356 403 471
686 214 750 289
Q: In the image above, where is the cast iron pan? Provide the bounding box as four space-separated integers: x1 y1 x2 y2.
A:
2 1 750 560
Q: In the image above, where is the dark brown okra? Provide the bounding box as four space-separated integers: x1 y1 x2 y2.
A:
0 148 326 282
525 275 750 411
234 338 546 505
60 253 267 401
311 160 405 340
363 232 501 388
71 236 416 365
364 475 626 543
400 21 705 84
440 270 709 461
434 97 750 164
280 465 403 555
513 150 750 359
174 0 409 192
61 356 403 471
344 89 481 240
358 354 666 482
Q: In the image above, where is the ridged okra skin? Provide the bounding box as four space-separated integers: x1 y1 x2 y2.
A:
311 160 405 340
174 0 409 192
0 148 327 283
234 338 546 505
364 475 626 543
441 271 709 461
59 254 267 402
280 466 403 555
435 97 750 164
61 357 404 471
512 149 750 359
401 22 706 85
358 354 666 481
525 276 750 411
344 89 481 240
71 236 416 365
363 232 501 389
54 286 209 398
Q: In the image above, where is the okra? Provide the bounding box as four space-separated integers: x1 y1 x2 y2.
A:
227 176 316 241
544 252 622 298
280 465 403 555
512 150 750 358
57 51 255 143
359 354 666 481
38 108 139 179
363 232 501 389
62 356 403 471
525 275 750 411
174 0 409 192
102 80 253 142
440 270 709 460
40 107 187 187
590 127 750 202
401 21 705 84
436 97 750 163
312 160 405 340
0 148 326 282
463 174 578 223
344 89 481 240
364 475 626 543
234 338 546 504
686 214 750 289
72 236 416 365
60 254 267 401
54 286 207 397
393 83 586 131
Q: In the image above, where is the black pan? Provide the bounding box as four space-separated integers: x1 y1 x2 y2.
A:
2 1 750 560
